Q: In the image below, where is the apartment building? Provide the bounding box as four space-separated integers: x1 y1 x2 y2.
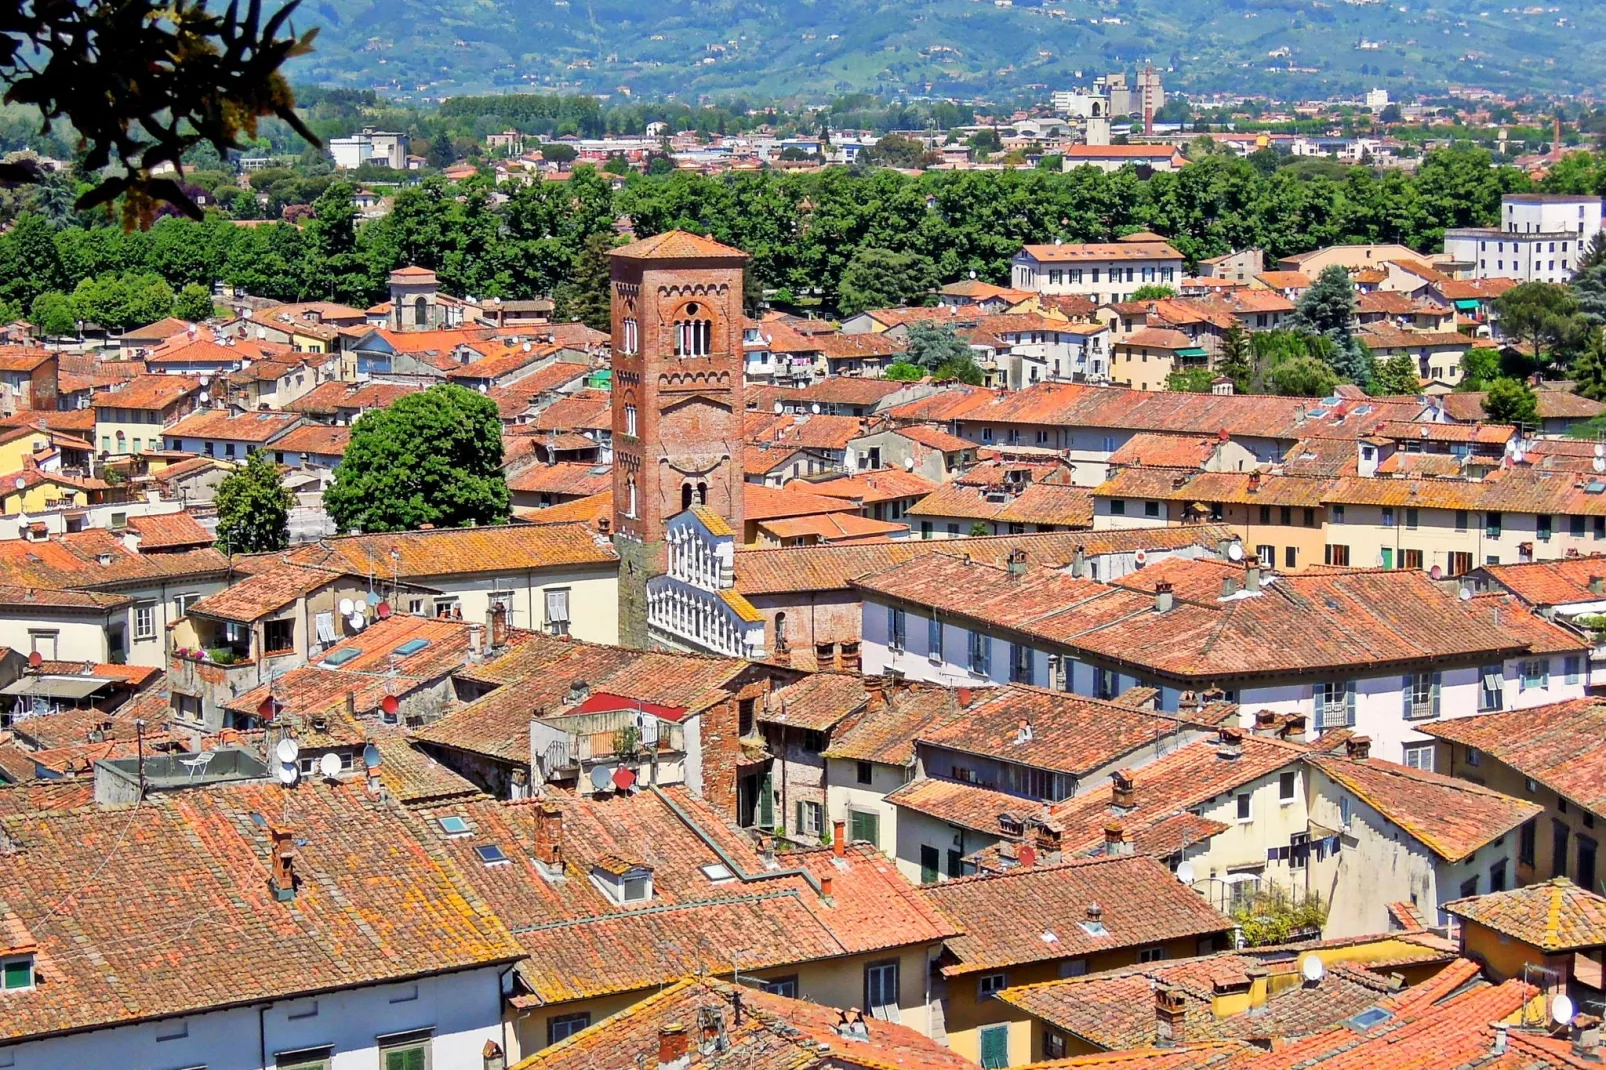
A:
1011 240 1185 305
1444 194 1603 283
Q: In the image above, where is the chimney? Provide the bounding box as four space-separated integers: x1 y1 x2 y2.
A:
1221 576 1239 598
1072 545 1087 579
1217 727 1244 760
1591 575 1604 596
658 1024 690 1070
1035 821 1064 854
819 871 834 902
1154 581 1175 614
483 1039 507 1070
1104 822 1132 856
1345 736 1372 761
1247 968 1269 1010
1279 714 1308 742
489 603 509 650
1016 718 1035 744
1007 548 1028 577
833 820 846 858
269 824 296 901
1018 842 1037 867
1572 1014 1602 1061
533 801 564 869
1155 987 1187 1047
345 690 356 721
1244 555 1261 593
1254 709 1278 736
1492 1021 1509 1056
598 516 610 535
836 1008 871 1041
1111 769 1136 811
468 622 484 656
866 681 887 715
956 687 974 708
1247 471 1262 494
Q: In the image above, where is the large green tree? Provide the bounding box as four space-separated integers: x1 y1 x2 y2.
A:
1495 282 1587 365
324 384 509 533
1268 356 1339 397
903 321 972 373
555 231 617 331
1288 264 1369 385
214 449 293 554
1484 377 1539 426
1371 352 1422 396
1216 322 1253 393
837 248 937 316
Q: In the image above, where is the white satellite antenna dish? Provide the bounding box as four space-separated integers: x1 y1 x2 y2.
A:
1459 586 1473 601
198 390 210 403
338 597 355 616
1594 444 1603 459
276 762 299 786
904 456 915 471
589 764 613 791
810 402 821 414
349 613 366 631
1553 994 1576 1025
276 737 300 764
1175 860 1195 883
1227 541 1245 562
318 752 342 779
1300 955 1325 983
12 476 24 491
523 341 531 352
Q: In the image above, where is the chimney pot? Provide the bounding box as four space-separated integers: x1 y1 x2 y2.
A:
819 872 834 900
269 824 296 901
1155 986 1187 1047
658 1023 689 1068
832 820 846 857
1111 769 1136 810
1345 736 1372 761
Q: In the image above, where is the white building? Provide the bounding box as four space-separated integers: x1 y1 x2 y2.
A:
1443 193 1603 283
1011 241 1184 305
1365 87 1390 109
329 129 410 170
646 507 768 659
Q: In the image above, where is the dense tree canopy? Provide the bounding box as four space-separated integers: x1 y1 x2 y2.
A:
324 384 509 533
214 450 294 554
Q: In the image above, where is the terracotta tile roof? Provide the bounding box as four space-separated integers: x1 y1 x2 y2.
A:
1375 451 1463 476
919 683 1217 778
1047 736 1310 857
1417 699 1606 814
89 374 201 411
0 530 229 592
743 442 810 475
1110 557 1261 604
1255 271 1311 289
510 976 973 1070
369 734 482 806
117 316 194 343
164 408 302 444
1022 241 1183 262
126 511 213 550
424 788 952 1007
1444 877 1606 951
889 775 1051 836
792 468 938 505
515 490 613 531
822 686 965 766
526 389 611 434
284 380 419 416
610 229 749 261
1109 433 1222 469
920 855 1232 976
795 376 914 407
762 672 869 730
732 527 1231 596
756 512 908 542
742 481 859 521
276 523 616 578
416 637 744 764
1001 950 1393 1050
186 562 337 622
906 481 1094 528
1118 327 1198 350
0 781 522 1043
506 461 613 496
1440 389 1605 422
1306 754 1541 862
749 413 866 453
273 423 351 456
891 424 974 452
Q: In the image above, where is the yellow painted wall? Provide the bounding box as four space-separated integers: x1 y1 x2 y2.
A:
0 481 87 513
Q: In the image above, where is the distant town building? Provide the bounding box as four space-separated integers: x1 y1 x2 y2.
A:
329 129 410 170
1443 193 1603 283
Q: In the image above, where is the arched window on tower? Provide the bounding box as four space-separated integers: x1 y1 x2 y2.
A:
697 482 708 506
774 612 788 653
413 296 428 326
627 478 639 519
681 484 694 513
673 303 713 357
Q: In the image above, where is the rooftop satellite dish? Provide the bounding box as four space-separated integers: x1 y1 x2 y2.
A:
349 613 366 631
1554 994 1576 1025
26 651 42 669
773 400 784 413
1595 444 1604 459
1512 449 1525 464
1594 458 1605 475
1429 564 1443 580
12 476 24 490
198 391 210 403
904 456 915 471
1300 955 1326 983
338 597 355 616
810 402 821 415
376 601 393 619
318 752 342 779
523 342 531 352
276 762 299 786
1175 859 1195 883
969 269 978 280
589 764 613 791
1459 586 1473 601
1226 541 1245 563
276 737 300 764
381 694 400 718
612 766 637 791
363 742 383 770
366 590 380 606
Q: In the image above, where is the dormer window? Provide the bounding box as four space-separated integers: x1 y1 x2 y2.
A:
591 856 653 904
3 953 34 991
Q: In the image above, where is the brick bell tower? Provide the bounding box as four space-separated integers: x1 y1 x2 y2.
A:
610 230 749 648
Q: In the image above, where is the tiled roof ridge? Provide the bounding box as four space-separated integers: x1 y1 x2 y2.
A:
924 851 1149 890
1307 752 1534 802
510 887 817 935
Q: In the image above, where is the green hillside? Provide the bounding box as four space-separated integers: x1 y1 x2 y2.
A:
289 0 1603 101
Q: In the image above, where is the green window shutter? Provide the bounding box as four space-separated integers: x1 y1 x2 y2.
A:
1542 659 1551 688
980 1024 1010 1069
1431 672 1442 716
385 1049 426 1070
1402 676 1413 718
1345 683 1356 727
758 772 774 828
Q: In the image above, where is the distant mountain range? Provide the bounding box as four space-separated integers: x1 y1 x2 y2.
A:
291 0 1603 102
